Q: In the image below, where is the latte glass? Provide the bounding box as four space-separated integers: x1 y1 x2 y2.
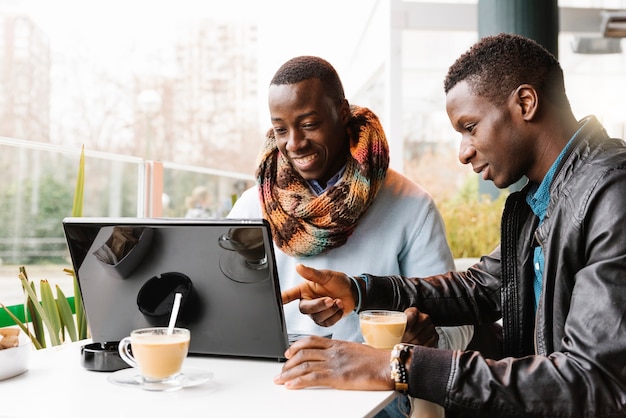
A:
359 310 407 349
118 327 190 390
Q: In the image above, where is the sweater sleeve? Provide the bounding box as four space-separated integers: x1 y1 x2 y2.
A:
435 325 474 350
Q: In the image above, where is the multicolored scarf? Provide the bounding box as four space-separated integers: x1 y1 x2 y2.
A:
256 105 389 257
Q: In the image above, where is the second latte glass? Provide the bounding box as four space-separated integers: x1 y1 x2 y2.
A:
359 310 407 349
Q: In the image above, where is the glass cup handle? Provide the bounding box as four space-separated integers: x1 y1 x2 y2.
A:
118 337 137 368
218 234 235 251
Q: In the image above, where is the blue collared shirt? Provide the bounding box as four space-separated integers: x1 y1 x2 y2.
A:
526 127 582 312
307 166 346 196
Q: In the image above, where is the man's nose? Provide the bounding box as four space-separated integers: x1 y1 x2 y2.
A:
286 130 306 152
458 135 475 165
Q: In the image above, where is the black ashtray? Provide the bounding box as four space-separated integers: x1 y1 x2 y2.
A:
81 341 130 372
137 272 196 325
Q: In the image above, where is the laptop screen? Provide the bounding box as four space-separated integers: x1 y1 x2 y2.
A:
62 217 289 361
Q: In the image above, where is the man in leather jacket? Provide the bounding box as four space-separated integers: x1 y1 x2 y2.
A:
273 33 626 417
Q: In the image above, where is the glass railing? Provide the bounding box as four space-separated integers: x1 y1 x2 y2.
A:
161 161 255 219
0 136 254 315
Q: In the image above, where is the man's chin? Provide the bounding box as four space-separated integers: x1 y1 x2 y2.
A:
295 168 324 183
494 176 524 190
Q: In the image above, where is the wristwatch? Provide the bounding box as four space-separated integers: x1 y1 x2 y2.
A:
390 343 414 393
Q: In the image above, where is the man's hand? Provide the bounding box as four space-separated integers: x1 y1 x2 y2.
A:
402 307 439 348
274 335 393 390
281 264 357 326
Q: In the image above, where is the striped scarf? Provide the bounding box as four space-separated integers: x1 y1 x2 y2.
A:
256 105 389 257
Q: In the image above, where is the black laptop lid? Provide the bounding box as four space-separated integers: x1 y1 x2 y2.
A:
62 217 289 361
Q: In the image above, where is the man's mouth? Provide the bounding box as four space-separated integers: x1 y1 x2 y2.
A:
292 153 318 167
474 164 489 180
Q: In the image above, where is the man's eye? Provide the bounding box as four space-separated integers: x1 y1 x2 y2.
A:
465 124 475 133
273 127 287 136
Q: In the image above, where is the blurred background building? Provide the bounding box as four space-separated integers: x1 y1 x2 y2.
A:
0 14 50 142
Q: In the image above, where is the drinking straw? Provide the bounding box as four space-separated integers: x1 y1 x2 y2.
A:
167 293 183 335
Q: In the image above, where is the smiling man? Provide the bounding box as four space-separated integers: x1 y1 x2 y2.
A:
229 56 473 418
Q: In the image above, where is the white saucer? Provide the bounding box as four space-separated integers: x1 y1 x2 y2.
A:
107 367 213 391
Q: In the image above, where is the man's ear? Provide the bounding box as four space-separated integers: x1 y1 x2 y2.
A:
339 99 351 124
514 84 539 121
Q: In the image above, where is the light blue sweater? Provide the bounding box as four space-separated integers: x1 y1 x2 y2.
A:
228 168 473 350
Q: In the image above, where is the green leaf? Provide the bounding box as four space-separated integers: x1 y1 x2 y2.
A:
56 286 78 342
75 277 88 339
39 280 63 345
18 273 46 347
21 270 46 349
69 147 89 339
25 294 45 348
66 268 88 339
72 145 85 217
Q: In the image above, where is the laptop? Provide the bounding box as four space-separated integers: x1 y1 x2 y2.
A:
62 217 290 361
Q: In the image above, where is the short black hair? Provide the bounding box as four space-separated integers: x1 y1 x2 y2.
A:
270 56 345 103
444 33 571 109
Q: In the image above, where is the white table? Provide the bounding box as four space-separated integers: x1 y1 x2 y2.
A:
0 341 397 417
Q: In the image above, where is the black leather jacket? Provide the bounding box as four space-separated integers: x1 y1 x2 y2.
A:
361 116 626 417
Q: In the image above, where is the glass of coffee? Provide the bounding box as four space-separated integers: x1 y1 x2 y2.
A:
218 227 267 269
359 310 407 349
118 327 190 391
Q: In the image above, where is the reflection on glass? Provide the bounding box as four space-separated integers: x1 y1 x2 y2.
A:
218 227 267 270
92 227 153 280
